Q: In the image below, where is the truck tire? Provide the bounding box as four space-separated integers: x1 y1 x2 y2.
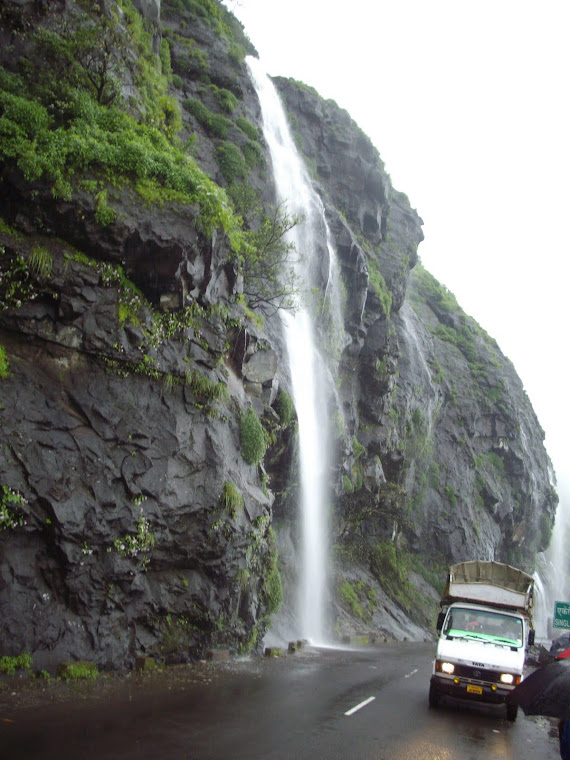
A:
506 703 518 722
428 683 440 708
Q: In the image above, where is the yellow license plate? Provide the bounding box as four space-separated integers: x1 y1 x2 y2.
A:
466 684 483 695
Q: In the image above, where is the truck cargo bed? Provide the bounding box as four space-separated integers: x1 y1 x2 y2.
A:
442 561 534 613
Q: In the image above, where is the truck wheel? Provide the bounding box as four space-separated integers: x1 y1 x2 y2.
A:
428 683 440 708
506 703 518 722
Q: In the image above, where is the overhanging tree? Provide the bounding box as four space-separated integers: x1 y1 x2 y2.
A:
230 184 302 314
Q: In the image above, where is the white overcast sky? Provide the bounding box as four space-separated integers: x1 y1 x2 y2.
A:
223 0 570 535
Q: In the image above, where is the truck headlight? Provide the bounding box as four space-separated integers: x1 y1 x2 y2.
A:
436 660 455 674
499 673 515 684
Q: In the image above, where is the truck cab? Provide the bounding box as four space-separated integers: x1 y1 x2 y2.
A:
429 561 535 721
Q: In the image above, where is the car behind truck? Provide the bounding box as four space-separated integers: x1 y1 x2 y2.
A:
429 560 535 721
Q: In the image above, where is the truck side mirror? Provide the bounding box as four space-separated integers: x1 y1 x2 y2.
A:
436 612 446 633
528 629 535 646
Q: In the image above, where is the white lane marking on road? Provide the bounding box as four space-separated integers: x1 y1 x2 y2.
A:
404 668 418 678
344 696 376 716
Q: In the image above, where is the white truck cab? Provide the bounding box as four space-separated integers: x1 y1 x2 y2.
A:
429 561 535 721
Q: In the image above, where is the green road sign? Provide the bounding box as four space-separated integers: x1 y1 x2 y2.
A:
554 601 570 629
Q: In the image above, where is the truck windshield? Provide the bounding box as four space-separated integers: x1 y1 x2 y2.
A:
444 607 523 646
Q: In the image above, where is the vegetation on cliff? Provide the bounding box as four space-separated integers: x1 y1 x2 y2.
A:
0 1 242 243
0 0 298 317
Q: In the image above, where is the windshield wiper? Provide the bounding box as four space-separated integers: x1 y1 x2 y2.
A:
446 633 519 649
446 633 493 643
446 632 483 641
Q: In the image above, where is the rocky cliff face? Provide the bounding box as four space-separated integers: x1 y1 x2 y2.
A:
270 77 557 639
0 0 557 668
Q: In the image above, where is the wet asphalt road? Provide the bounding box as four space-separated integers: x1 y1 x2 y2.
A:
1 642 561 759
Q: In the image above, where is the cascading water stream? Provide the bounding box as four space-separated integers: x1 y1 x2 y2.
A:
535 473 570 640
247 57 343 644
532 570 550 639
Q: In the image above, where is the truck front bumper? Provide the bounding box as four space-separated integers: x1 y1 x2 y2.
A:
430 674 512 706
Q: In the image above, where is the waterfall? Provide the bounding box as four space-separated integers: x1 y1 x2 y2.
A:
548 473 570 600
247 57 343 644
535 472 570 642
533 568 550 640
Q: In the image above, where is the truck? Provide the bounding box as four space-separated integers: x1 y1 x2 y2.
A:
429 560 535 721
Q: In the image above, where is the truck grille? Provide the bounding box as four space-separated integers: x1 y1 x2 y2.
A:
453 664 502 683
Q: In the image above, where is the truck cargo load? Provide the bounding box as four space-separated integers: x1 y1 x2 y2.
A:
442 561 534 617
